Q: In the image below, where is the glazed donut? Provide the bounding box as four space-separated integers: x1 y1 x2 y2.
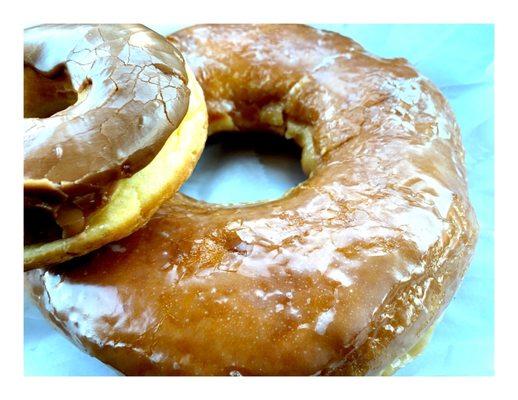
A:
24 24 208 269
26 24 478 375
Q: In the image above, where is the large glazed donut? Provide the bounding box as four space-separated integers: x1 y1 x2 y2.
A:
26 24 478 375
24 24 208 269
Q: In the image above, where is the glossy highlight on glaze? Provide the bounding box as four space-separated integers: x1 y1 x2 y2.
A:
26 24 479 375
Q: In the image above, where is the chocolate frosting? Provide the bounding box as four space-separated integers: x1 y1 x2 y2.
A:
24 24 190 241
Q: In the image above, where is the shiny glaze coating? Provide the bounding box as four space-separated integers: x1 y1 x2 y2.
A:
26 24 479 375
24 24 189 239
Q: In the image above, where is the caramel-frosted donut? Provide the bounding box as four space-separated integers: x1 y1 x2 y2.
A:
24 24 208 269
26 24 478 375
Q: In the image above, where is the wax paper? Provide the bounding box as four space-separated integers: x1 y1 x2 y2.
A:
24 24 494 376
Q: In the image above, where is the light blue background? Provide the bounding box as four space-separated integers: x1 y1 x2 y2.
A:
24 24 494 376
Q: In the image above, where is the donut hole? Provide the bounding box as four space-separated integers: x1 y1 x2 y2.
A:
24 208 62 245
24 64 78 118
181 130 307 204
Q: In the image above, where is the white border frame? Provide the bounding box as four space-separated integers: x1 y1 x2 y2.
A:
3 0 513 398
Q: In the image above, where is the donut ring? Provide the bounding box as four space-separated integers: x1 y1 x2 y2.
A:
26 24 478 375
24 24 208 269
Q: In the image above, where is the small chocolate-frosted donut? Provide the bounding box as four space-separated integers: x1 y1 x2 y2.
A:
26 24 478 375
24 24 208 269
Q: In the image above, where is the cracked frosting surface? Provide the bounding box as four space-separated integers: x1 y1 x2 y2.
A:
24 24 190 241
26 24 479 375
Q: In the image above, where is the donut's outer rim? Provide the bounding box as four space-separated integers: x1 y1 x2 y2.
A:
24 66 208 270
